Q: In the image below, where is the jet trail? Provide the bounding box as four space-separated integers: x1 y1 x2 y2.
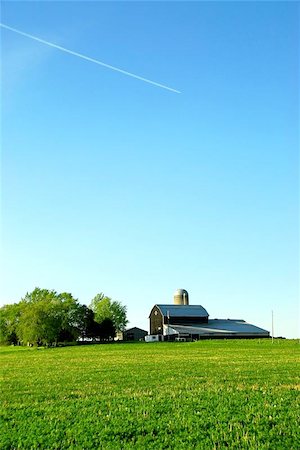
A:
0 23 181 94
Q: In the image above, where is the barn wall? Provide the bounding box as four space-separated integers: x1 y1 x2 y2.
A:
149 306 163 335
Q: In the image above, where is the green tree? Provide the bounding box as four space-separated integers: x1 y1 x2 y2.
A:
17 300 59 345
90 293 128 333
17 289 63 345
75 305 99 340
16 288 82 346
99 318 116 341
57 292 84 342
0 303 21 344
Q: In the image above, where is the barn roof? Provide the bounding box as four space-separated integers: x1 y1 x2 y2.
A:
125 327 148 334
155 304 209 318
165 319 269 336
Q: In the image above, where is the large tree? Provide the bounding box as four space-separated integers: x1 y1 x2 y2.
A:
0 303 21 345
90 293 128 333
98 318 116 341
15 288 83 345
74 304 101 340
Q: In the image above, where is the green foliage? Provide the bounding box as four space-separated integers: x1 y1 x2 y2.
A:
0 288 122 346
98 318 116 340
75 304 96 340
0 340 299 449
90 293 128 332
19 288 83 345
0 303 21 344
0 288 94 346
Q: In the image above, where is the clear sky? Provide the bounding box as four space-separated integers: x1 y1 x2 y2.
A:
1 1 299 338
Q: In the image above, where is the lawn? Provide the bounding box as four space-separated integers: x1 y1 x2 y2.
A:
1 340 299 449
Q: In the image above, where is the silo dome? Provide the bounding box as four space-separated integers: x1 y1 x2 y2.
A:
174 289 189 305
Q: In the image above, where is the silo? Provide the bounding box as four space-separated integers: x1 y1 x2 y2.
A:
174 289 189 305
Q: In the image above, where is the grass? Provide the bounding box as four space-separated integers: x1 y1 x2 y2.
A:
1 340 299 449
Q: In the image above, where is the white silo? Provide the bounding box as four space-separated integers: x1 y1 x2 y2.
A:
174 289 189 305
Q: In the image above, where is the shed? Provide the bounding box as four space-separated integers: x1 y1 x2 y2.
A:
123 327 148 341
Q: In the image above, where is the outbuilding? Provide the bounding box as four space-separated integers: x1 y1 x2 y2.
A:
123 327 148 341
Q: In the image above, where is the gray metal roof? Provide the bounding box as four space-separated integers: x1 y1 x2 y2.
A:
156 304 209 318
125 327 148 334
165 319 269 336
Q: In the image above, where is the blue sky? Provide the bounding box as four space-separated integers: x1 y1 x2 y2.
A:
1 1 299 338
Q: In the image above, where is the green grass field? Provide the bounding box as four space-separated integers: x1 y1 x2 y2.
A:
1 340 299 449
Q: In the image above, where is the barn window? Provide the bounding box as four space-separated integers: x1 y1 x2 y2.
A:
154 310 158 315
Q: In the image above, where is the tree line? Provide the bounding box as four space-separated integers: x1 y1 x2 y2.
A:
0 288 128 346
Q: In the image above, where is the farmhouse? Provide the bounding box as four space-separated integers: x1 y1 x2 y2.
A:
149 289 270 340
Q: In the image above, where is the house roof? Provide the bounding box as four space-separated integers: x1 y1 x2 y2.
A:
155 304 209 318
165 319 269 336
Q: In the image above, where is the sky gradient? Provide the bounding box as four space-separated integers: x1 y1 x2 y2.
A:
1 1 299 338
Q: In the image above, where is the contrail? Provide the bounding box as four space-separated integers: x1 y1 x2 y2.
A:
0 23 181 94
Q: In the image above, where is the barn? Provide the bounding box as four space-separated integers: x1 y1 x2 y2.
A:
148 289 269 340
123 327 148 341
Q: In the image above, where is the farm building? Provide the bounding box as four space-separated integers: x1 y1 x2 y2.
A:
149 289 270 340
123 327 148 341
